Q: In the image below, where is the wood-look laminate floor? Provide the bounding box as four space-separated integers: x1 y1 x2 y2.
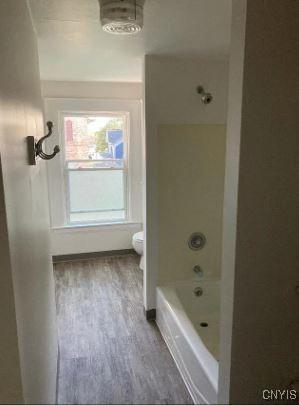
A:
54 254 192 405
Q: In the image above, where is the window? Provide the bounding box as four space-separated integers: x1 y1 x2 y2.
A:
62 113 129 224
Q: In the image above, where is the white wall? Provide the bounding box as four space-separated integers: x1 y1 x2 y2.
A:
0 166 23 403
51 222 141 256
41 80 142 100
144 57 228 125
158 124 226 284
42 82 143 256
0 1 58 403
144 56 228 309
218 1 246 401
219 1 299 403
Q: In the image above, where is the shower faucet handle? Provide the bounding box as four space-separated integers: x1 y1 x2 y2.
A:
193 265 203 277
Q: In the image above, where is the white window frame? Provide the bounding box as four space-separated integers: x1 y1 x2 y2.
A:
44 98 142 230
59 110 131 225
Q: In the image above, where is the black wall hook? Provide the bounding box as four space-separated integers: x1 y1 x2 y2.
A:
27 121 60 165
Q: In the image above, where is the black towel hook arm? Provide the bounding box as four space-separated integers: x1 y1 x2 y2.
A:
35 121 60 160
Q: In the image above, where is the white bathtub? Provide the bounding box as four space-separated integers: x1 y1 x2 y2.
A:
156 278 220 404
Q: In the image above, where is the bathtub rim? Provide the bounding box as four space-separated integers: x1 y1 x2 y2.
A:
156 280 219 392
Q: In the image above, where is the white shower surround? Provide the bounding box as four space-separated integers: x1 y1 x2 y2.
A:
144 56 229 311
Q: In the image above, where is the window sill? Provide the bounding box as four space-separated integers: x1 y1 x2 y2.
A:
51 221 142 233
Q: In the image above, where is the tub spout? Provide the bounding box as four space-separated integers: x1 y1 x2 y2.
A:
193 265 203 278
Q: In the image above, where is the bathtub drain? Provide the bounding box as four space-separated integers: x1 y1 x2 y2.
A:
200 322 208 327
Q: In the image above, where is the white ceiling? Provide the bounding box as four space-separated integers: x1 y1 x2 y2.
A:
29 0 231 82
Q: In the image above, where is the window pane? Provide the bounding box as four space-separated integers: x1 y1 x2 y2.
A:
69 169 125 223
70 210 125 223
63 113 128 224
67 160 124 169
64 115 125 161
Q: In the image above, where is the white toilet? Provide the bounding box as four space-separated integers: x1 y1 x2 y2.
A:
132 231 144 270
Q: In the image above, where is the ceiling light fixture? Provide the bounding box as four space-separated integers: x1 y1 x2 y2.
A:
99 0 144 35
